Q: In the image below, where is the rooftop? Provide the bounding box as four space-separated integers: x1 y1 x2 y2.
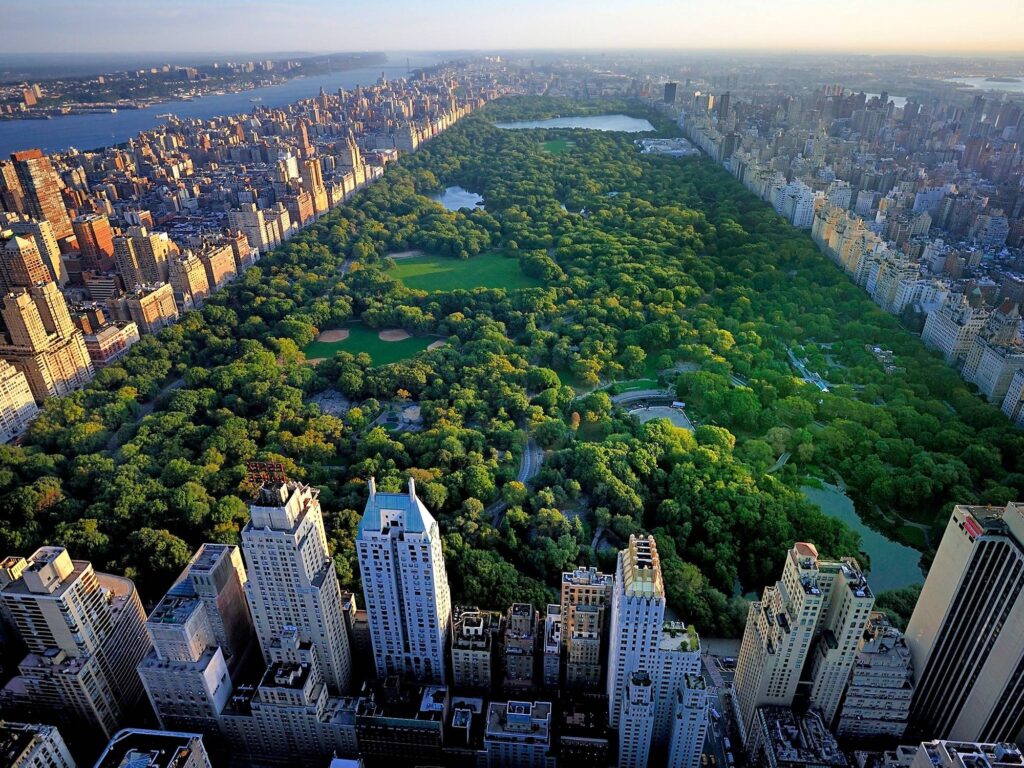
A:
94 729 205 768
358 477 437 537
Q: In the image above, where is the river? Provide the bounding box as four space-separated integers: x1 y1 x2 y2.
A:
802 483 924 594
945 76 1024 94
0 52 441 157
494 114 655 132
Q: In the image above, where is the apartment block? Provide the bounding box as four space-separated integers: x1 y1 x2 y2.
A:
94 729 212 768
125 283 178 336
560 566 613 689
484 700 553 768
0 359 38 442
0 721 75 768
667 674 709 768
451 606 503 692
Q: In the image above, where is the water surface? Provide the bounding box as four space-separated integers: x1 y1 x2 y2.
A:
802 483 924 593
431 186 484 211
494 114 655 132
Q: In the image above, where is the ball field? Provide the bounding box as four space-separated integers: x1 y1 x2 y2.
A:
390 251 541 293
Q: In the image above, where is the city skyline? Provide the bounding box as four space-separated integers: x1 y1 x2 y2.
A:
1 0 1023 55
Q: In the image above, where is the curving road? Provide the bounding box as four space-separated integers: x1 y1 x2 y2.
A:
488 437 544 527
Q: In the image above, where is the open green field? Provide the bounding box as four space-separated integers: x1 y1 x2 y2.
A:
542 138 574 154
391 251 541 292
303 322 433 366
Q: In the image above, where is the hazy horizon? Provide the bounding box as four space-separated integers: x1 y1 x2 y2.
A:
2 0 1022 57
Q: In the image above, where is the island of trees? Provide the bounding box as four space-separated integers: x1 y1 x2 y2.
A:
2 96 1021 636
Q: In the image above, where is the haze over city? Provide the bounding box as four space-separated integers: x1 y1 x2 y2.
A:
2 0 1023 54
2 3 1024 768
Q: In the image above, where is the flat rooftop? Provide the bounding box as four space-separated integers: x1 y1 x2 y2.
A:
95 729 203 768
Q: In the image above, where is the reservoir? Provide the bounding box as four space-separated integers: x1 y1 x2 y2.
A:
431 186 485 211
802 483 925 593
0 52 439 157
495 114 655 132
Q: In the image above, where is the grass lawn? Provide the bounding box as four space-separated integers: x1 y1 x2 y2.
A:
542 138 574 154
303 322 432 366
390 251 541 293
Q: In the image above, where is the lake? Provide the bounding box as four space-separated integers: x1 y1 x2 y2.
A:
946 77 1024 94
431 186 485 211
494 114 656 132
802 483 924 593
0 52 440 157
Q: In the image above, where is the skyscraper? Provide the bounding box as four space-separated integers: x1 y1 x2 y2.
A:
10 151 72 241
0 233 51 292
606 535 665 729
72 214 115 272
618 670 656 768
357 477 452 684
2 215 64 285
242 476 352 693
0 547 151 741
0 721 76 768
906 503 1024 743
733 542 873 738
664 82 678 104
0 359 39 442
667 674 709 768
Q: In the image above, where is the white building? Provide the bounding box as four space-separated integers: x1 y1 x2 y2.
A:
0 359 38 442
1001 369 1024 425
243 480 352 693
619 671 656 768
357 477 452 684
667 674 709 768
909 740 1023 768
654 622 702 745
484 700 554 768
921 294 988 367
0 721 75 768
606 535 665 729
93 728 212 768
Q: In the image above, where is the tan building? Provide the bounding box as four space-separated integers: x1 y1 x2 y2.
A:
227 203 280 255
10 150 72 241
450 606 503 691
168 252 211 311
300 157 329 215
560 566 613 689
0 721 76 768
198 243 237 291
112 226 171 289
0 232 51 292
733 542 874 739
0 283 94 402
2 214 65 285
0 547 151 740
906 503 1024 743
0 359 38 442
82 322 140 368
126 283 178 336
72 214 115 272
503 603 539 691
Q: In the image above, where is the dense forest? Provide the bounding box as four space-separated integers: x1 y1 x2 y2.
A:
2 96 1021 636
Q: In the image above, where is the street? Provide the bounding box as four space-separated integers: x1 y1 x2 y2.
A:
702 640 744 768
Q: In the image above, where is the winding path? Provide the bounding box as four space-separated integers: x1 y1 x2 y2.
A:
488 438 544 527
106 378 185 452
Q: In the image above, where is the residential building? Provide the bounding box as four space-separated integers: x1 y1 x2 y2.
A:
654 622 702 746
836 613 915 741
733 543 874 739
72 214 115 272
451 606 503 692
906 503 1024 743
125 283 178 335
243 478 353 693
484 700 553 768
2 214 65 285
1 231 52 291
606 535 665 728
0 721 75 768
560 566 613 689
504 603 538 691
0 282 94 401
356 477 451 685
667 674 709 768
0 359 38 442
542 604 561 688
10 150 72 241
1002 369 1024 425
167 252 211 311
746 707 849 768
93 729 212 768
81 322 139 368
558 696 610 767
618 671 656 768
909 740 1024 768
921 294 989 366
0 547 151 741
352 681 446 768
198 243 236 290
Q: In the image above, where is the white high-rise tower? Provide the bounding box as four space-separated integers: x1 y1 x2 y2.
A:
242 477 352 693
606 535 666 729
357 477 452 684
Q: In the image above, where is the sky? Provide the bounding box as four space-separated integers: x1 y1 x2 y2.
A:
2 0 1023 56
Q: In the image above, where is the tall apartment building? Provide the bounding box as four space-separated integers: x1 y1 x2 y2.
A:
835 613 914 740
300 157 329 215
654 622 702 746
451 606 503 692
94 729 212 768
560 566 613 689
0 721 75 768
921 293 989 366
733 542 874 738
483 700 553 768
228 203 281 254
112 226 171 289
618 671 656 768
356 477 451 684
2 214 65 286
168 252 211 311
243 478 352 693
0 359 38 442
1002 369 1024 425
606 535 665 729
10 150 72 241
125 283 178 335
0 283 94 401
542 604 561 688
138 544 254 735
198 243 237 291
0 547 151 741
906 503 1024 743
1 232 53 291
504 603 539 690
0 160 25 214
667 674 709 768
72 214 115 272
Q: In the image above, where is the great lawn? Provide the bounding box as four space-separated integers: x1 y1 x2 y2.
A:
303 321 433 366
390 251 541 293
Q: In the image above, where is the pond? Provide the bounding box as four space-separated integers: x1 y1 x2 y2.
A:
801 483 924 594
494 114 656 132
431 186 485 211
